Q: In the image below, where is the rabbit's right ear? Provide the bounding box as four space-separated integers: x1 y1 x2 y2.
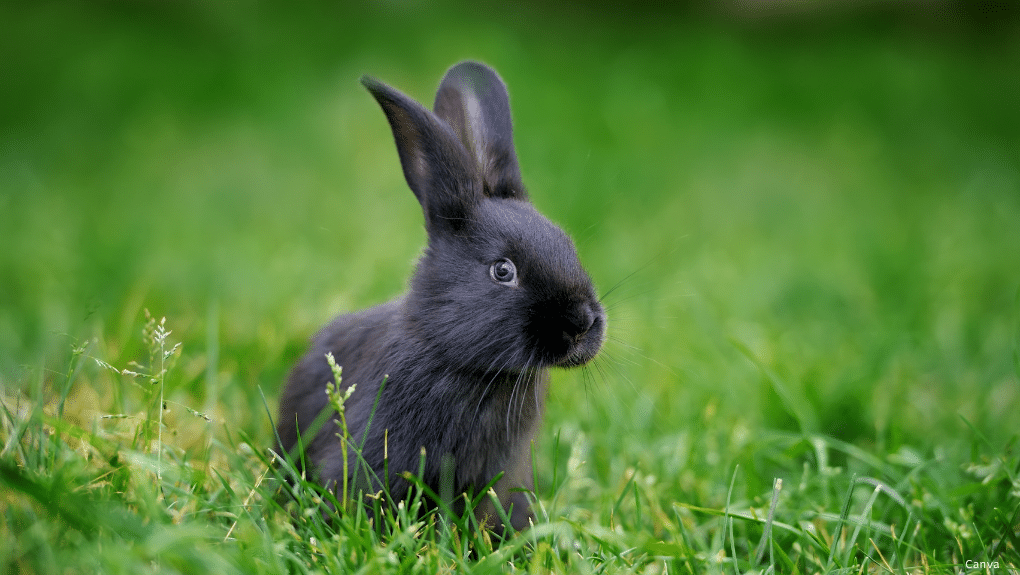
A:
362 76 477 235
433 62 527 201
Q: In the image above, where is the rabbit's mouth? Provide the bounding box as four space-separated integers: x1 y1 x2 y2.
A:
554 322 605 368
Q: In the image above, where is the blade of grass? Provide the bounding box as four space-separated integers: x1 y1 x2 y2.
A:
755 477 782 566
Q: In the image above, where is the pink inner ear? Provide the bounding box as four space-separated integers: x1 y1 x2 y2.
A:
462 90 489 168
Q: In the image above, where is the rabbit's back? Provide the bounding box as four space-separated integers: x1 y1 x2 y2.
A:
277 299 402 459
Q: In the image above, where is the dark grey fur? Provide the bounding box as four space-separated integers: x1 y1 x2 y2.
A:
277 61 605 532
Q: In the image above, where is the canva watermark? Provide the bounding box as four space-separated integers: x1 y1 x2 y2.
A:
964 559 1000 570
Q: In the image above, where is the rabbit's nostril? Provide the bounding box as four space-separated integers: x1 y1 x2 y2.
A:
564 305 596 339
578 310 595 335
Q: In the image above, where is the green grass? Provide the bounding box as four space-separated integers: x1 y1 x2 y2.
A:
2 2 1019 573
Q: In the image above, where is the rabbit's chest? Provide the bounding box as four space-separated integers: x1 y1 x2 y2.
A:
445 373 546 468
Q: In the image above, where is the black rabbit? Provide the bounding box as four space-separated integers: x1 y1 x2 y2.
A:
277 61 605 532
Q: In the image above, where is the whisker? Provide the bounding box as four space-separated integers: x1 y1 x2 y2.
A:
522 350 538 436
471 348 516 427
505 350 537 439
532 366 541 420
599 244 682 302
505 365 520 438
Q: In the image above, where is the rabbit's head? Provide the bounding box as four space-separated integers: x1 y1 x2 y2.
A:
363 62 605 374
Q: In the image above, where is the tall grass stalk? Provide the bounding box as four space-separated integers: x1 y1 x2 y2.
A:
324 352 355 512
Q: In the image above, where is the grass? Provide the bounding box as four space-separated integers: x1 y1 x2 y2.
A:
2 2 1019 573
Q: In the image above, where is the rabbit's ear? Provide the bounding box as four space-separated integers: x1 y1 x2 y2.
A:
433 61 527 201
362 75 477 234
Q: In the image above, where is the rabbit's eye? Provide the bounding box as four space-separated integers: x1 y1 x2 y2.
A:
490 258 518 286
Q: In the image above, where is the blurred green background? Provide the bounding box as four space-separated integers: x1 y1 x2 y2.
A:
2 0 1018 497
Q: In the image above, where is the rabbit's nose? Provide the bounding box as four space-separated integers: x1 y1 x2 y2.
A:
564 304 597 340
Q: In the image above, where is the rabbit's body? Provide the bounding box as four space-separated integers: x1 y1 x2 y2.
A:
280 296 545 526
277 62 604 531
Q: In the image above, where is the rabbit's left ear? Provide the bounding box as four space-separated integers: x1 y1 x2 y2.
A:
362 75 478 236
434 61 527 201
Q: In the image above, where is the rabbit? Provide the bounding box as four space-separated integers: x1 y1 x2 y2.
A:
276 61 605 533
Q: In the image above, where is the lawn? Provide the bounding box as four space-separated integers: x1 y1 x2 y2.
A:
1 2 1018 573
